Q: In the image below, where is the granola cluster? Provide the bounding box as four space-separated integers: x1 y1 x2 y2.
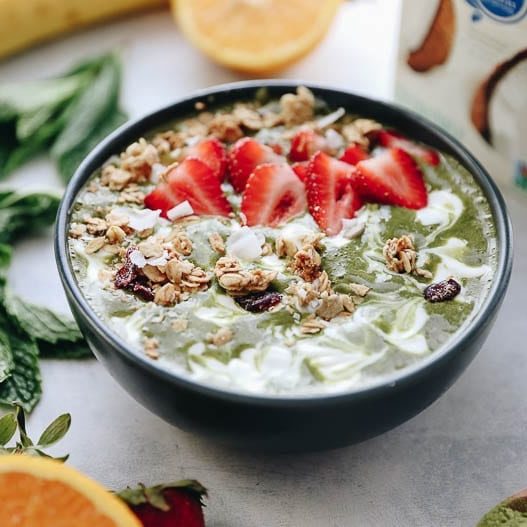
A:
280 239 370 334
383 235 432 279
214 257 276 297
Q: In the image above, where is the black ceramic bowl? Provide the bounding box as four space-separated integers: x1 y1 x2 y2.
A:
55 81 513 452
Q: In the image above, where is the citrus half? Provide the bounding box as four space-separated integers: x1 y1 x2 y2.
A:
0 455 141 527
173 0 343 73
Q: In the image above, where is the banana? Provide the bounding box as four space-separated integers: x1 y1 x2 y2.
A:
0 0 167 60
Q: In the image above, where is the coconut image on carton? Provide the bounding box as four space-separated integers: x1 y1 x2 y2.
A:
395 0 527 191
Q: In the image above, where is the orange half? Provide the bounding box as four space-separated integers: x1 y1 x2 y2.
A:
0 456 141 527
173 0 343 73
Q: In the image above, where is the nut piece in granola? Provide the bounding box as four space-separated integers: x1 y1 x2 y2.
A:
383 235 432 279
102 165 133 191
280 86 315 127
214 257 276 296
170 231 193 256
208 232 225 254
300 316 328 334
84 217 108 235
106 225 126 244
154 283 178 306
120 138 159 180
208 114 244 142
144 337 160 359
85 237 106 254
341 118 382 147
291 245 322 282
207 327 234 346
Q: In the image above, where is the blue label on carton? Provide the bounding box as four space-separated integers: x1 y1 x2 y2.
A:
466 0 527 21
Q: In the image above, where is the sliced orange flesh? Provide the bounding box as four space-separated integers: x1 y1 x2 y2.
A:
0 456 140 527
173 0 343 73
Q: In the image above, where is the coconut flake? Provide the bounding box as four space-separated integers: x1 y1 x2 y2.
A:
226 226 263 261
167 200 194 221
129 249 147 268
340 217 366 239
129 249 168 269
127 209 161 231
150 163 166 183
325 128 344 150
316 107 345 129
169 147 182 159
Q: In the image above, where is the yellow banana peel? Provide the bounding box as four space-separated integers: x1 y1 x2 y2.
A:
0 0 168 60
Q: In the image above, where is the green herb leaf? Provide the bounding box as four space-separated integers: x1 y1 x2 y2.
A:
37 413 71 447
0 330 14 384
0 71 90 124
5 294 92 359
0 313 41 413
37 340 92 360
56 108 127 182
0 191 60 245
51 54 122 163
0 413 17 445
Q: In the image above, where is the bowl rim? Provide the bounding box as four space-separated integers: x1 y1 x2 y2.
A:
55 79 513 408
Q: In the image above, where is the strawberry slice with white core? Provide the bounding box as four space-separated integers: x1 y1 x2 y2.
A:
186 137 227 180
355 147 428 209
144 158 232 218
375 130 440 166
306 151 363 236
229 138 283 193
289 129 327 162
241 163 307 227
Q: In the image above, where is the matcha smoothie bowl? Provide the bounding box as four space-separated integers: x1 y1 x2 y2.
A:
55 82 512 451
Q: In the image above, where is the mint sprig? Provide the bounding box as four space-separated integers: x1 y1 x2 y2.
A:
0 53 127 182
0 404 71 461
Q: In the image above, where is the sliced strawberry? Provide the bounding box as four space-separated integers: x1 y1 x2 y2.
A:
167 158 231 216
355 148 428 209
306 152 363 236
145 158 232 217
289 129 327 162
292 162 309 182
228 138 283 193
375 130 440 166
144 183 177 217
340 144 369 166
241 163 307 227
186 137 227 180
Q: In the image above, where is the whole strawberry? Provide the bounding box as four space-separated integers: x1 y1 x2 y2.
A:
118 480 207 527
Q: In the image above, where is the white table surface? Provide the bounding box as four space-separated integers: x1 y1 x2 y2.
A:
1 1 525 525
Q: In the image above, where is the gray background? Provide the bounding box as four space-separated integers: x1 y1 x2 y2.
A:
1 1 524 525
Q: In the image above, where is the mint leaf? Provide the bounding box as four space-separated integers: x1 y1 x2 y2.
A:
0 52 125 179
0 330 14 384
37 413 71 447
56 108 127 182
51 54 122 161
0 310 41 412
38 340 92 360
0 413 16 445
5 294 92 359
0 191 60 244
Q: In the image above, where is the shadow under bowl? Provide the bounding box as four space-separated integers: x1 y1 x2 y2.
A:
55 81 513 452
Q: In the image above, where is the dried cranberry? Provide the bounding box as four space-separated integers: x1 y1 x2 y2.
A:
114 247 138 289
236 291 282 312
131 276 155 302
424 278 461 303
